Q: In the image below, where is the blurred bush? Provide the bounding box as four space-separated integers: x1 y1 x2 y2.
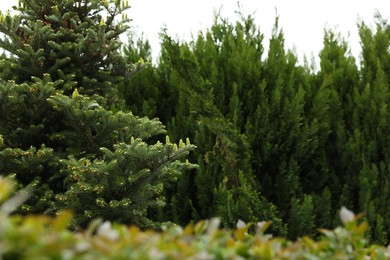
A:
0 176 389 259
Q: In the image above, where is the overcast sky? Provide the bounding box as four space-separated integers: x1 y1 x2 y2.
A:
1 1 389 66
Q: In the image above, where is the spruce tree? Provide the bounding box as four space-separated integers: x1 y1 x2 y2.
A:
0 0 195 228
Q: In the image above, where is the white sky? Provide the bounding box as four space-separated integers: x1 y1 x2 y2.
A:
1 1 389 66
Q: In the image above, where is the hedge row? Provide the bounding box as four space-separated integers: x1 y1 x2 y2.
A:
0 176 389 259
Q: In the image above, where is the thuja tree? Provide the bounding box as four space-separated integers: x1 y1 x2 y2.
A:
117 37 161 118
353 15 390 244
313 30 360 226
0 0 195 228
155 15 288 235
151 14 336 237
311 17 390 244
122 14 331 236
120 10 390 241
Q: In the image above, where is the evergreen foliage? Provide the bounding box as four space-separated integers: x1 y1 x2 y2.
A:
122 11 390 242
157 15 286 235
118 37 159 118
0 0 195 228
0 0 129 98
1 177 388 259
1 0 390 245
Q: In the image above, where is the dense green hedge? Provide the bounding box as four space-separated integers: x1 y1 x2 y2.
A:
122 12 390 242
0 176 389 259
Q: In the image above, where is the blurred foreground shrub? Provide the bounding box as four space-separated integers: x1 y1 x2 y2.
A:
0 176 389 259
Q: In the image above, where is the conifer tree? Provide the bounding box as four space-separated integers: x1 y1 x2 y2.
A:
354 14 390 243
121 9 390 241
118 37 159 118
0 0 195 228
287 195 315 239
159 14 286 234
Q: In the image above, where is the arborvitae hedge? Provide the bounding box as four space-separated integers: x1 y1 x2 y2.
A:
122 12 390 243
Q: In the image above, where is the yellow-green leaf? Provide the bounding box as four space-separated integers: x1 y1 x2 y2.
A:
52 210 73 231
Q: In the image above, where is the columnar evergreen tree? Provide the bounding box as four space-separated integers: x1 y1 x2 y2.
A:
156 15 331 236
158 15 288 234
118 37 160 118
287 195 315 239
354 14 390 243
310 30 360 228
0 0 195 228
120 9 390 242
